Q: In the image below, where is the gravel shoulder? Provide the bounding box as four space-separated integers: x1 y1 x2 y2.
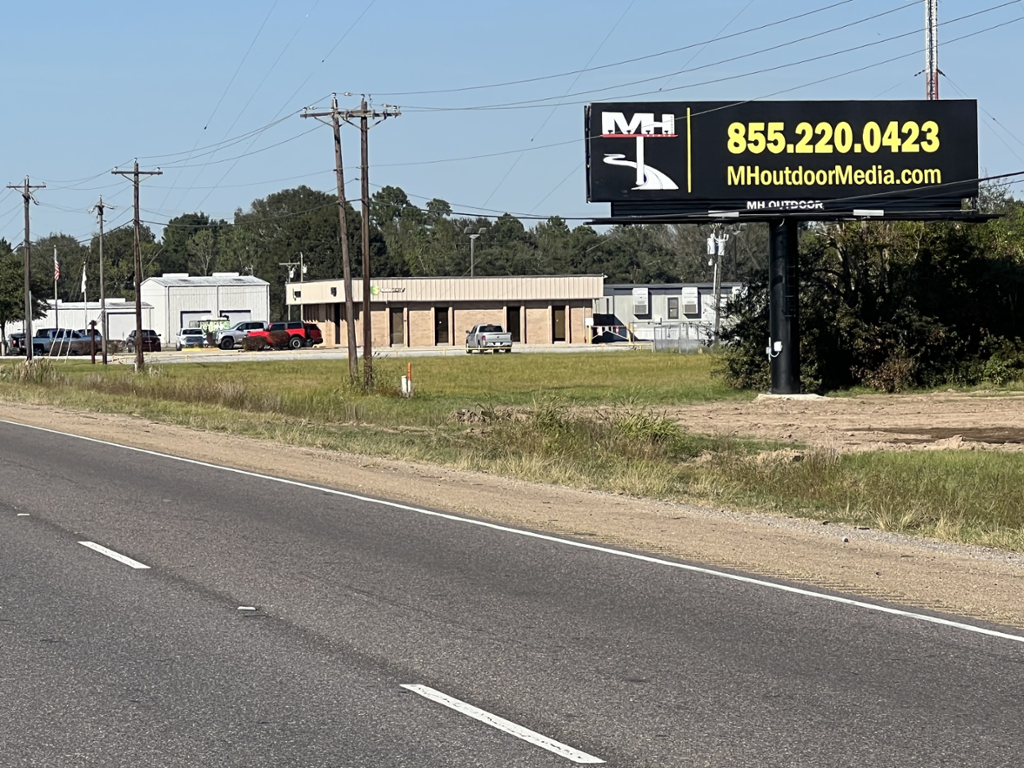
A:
5 399 1024 630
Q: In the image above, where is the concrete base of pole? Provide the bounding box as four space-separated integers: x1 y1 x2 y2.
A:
756 393 828 401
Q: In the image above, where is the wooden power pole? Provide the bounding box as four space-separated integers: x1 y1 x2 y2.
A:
301 94 359 383
90 197 114 365
346 97 400 389
304 95 400 389
6 177 46 361
112 161 161 371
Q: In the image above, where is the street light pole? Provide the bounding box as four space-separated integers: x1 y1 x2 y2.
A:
464 227 486 277
279 260 300 321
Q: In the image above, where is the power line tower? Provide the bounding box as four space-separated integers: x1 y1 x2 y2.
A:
301 94 359 383
90 197 115 365
112 161 162 371
341 97 400 390
925 0 939 100
5 177 45 361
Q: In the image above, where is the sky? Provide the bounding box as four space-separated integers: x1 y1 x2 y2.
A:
0 0 1021 246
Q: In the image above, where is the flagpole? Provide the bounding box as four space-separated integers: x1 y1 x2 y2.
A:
54 245 59 333
82 261 88 345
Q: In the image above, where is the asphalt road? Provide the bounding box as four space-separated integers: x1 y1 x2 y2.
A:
2 421 1023 767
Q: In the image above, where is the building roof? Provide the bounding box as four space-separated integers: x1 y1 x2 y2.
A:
287 274 605 304
143 273 269 288
47 299 154 310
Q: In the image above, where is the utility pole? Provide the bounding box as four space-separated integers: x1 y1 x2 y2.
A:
925 0 939 100
302 94 359 383
54 245 59 332
6 178 45 361
341 96 400 390
90 197 114 364
112 161 161 371
278 260 300 321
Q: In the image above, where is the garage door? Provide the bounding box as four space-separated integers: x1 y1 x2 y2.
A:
222 310 252 324
179 310 213 332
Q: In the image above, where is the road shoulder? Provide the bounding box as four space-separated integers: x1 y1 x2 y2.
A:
4 400 1023 629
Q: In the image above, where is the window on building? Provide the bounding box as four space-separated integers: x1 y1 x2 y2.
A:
667 297 679 319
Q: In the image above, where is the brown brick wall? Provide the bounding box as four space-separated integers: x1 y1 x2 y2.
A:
525 305 549 345
408 306 434 347
570 304 587 345
454 305 506 339
301 299 595 348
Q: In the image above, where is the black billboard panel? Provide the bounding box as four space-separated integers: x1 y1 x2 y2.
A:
586 100 979 218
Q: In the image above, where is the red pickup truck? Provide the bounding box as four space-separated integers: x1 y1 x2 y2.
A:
248 321 323 350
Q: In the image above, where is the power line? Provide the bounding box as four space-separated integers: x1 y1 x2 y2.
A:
374 0 858 98
941 75 1024 166
156 0 281 212
204 1 280 132
481 0 638 208
402 1 1017 112
659 0 757 92
362 16 1021 175
181 2 378 214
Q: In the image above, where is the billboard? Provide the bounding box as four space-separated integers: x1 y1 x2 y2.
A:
586 100 979 218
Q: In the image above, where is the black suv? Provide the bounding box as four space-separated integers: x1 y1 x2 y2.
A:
126 329 162 353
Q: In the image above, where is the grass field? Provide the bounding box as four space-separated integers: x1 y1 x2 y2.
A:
2 353 1022 552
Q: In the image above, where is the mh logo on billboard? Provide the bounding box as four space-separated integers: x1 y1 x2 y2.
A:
600 112 679 191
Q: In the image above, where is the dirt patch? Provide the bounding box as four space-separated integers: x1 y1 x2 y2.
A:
2 399 1023 631
664 391 1024 453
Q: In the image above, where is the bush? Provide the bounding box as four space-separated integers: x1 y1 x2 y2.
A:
982 337 1024 385
268 331 291 349
0 359 66 385
718 216 1024 393
242 336 268 352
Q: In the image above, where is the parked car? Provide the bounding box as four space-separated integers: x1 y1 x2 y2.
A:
176 327 206 351
303 323 323 348
125 329 162 353
215 320 268 350
248 321 320 350
7 332 26 355
465 324 513 353
32 328 81 356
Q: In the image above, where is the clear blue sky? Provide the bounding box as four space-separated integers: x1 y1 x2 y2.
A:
1 0 1021 244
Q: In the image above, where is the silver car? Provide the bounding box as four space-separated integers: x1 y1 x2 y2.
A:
176 328 206 351
216 320 267 350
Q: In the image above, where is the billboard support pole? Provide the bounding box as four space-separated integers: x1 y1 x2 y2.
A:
768 218 800 395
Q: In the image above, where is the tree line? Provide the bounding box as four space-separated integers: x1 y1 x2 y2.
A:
4 181 1023 393
721 184 1024 391
0 184 770 326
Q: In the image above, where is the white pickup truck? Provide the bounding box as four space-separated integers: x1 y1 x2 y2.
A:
465 324 513 354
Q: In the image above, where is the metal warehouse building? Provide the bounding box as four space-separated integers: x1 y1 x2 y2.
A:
141 273 271 344
287 275 604 348
40 298 156 341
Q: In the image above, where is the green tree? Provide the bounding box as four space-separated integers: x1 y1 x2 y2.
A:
186 229 218 275
0 240 49 348
33 233 88 303
160 212 225 274
89 224 157 301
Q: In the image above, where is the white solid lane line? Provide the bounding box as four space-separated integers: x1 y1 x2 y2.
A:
6 419 1024 646
401 684 605 764
78 541 151 570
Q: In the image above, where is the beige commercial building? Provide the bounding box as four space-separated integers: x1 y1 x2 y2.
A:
286 275 603 349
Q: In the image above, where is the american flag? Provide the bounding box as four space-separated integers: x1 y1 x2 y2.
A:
54 253 60 281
